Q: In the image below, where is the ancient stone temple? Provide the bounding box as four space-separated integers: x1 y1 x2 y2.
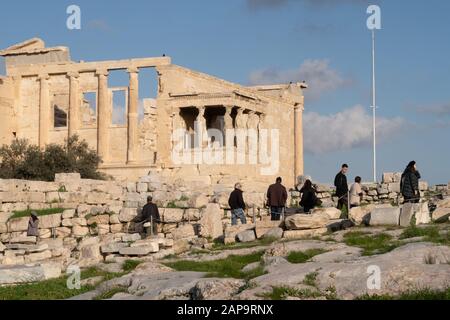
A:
0 38 306 185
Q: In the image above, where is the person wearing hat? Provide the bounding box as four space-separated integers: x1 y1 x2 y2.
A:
228 183 247 225
27 211 39 237
400 161 421 204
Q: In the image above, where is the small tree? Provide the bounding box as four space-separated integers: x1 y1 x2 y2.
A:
0 135 108 181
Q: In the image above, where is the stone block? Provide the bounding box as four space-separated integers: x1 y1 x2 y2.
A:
199 203 223 240
236 230 256 243
171 224 196 240
282 228 328 239
285 213 330 230
72 226 89 237
162 208 184 223
369 207 401 226
101 242 129 254
119 243 158 256
119 208 138 223
39 214 62 229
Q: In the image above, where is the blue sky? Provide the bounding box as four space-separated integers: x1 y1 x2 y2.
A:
1 0 449 185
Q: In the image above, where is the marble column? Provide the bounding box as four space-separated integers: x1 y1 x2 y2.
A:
224 105 234 147
294 103 304 179
196 106 207 148
38 74 50 149
67 71 80 138
127 67 139 164
96 69 110 162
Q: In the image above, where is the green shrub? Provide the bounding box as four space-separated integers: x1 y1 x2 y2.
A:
343 231 399 256
0 135 107 181
286 249 328 264
10 208 65 220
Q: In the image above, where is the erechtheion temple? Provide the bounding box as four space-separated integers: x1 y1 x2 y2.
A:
0 38 306 185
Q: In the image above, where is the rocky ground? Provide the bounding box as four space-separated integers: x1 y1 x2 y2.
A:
66 222 450 301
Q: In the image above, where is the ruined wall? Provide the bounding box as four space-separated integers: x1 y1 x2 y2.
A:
0 77 16 145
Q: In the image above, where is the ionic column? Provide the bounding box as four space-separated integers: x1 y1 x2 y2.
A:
294 103 304 180
67 72 80 137
38 74 50 149
127 67 139 164
96 69 110 162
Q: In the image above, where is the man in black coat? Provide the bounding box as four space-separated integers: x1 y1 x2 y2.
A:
134 196 161 235
228 183 247 225
334 164 349 210
401 161 421 203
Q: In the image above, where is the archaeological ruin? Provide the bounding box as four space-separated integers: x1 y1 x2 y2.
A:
0 38 307 184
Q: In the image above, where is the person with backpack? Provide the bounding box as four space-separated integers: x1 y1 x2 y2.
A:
299 179 318 213
401 161 421 204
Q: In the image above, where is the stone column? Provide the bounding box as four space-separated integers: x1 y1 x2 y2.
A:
67 71 80 138
196 106 207 148
38 74 50 149
224 105 234 147
294 103 304 180
127 67 139 164
96 69 110 162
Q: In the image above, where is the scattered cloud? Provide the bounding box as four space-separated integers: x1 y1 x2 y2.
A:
303 105 406 154
414 103 450 116
249 59 351 100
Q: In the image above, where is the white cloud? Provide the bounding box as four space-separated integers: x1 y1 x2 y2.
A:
304 105 406 154
415 103 450 116
249 59 350 100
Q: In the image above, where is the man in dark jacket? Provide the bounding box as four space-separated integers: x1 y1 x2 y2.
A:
334 164 349 210
401 161 421 203
267 177 288 221
134 196 161 235
228 183 247 225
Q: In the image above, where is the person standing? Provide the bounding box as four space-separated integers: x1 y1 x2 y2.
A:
334 164 349 210
228 183 247 225
349 176 364 208
401 161 421 204
134 196 161 235
266 177 288 221
299 179 317 213
27 212 39 237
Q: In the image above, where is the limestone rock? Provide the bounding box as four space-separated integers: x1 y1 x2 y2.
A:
236 230 256 243
282 228 328 239
119 243 159 256
0 263 61 285
349 205 374 225
369 207 401 226
285 213 330 230
119 208 138 223
62 209 76 219
191 278 246 300
7 217 29 232
24 250 52 263
39 214 62 229
432 207 450 223
171 224 196 240
311 207 342 220
162 208 184 223
261 227 284 239
122 233 141 242
199 203 223 240
101 242 129 254
72 226 89 237
10 236 37 244
400 203 416 227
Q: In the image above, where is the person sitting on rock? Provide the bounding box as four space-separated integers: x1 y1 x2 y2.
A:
27 211 39 237
299 179 317 214
349 176 364 208
228 183 247 225
266 177 288 221
134 196 160 236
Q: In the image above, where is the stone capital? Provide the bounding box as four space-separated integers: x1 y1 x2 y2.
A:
96 69 109 77
67 71 80 79
37 74 50 81
127 66 139 74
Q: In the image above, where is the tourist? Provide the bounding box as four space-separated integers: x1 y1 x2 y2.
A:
27 211 39 237
401 161 421 204
299 179 317 213
266 177 288 221
134 196 161 236
349 176 364 208
228 183 247 225
334 164 349 211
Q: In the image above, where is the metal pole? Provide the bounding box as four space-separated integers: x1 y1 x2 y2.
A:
371 29 377 183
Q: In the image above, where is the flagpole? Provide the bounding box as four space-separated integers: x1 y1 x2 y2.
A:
371 28 377 183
